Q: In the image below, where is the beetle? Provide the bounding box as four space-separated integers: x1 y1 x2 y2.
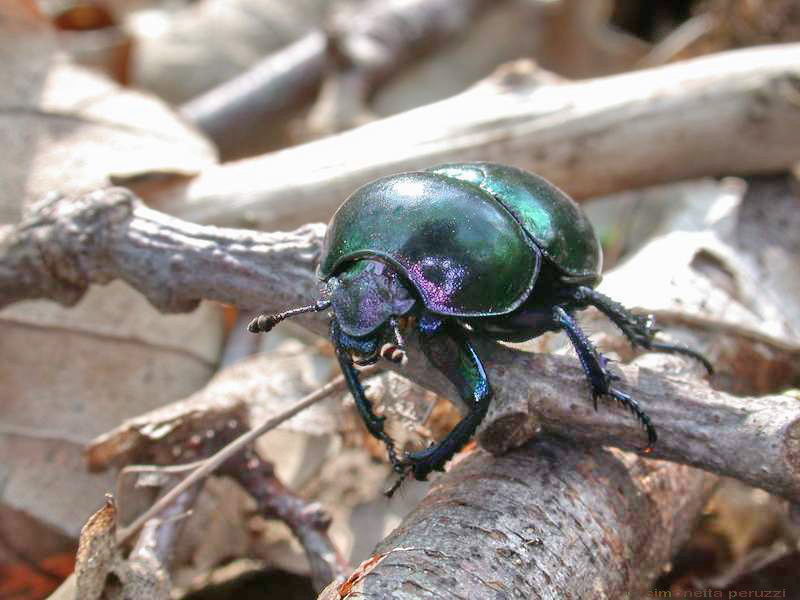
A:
248 162 712 487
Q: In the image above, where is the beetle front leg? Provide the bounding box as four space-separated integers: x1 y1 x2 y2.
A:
398 314 492 483
573 287 713 374
330 320 402 471
554 305 657 450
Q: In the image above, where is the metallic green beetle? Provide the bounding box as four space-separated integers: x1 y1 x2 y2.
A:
249 163 712 489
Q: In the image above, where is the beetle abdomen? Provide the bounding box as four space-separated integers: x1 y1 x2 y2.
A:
429 163 602 283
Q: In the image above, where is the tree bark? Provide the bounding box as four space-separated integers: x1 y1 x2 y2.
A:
320 438 716 599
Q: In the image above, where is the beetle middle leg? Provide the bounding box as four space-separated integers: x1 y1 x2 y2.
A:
393 313 492 487
553 306 657 450
572 287 713 374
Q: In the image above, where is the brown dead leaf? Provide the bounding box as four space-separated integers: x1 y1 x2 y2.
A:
75 495 120 600
0 282 222 546
0 1 224 567
70 494 171 600
0 552 73 599
0 3 216 224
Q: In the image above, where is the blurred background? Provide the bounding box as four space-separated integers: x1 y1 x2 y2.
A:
2 0 800 598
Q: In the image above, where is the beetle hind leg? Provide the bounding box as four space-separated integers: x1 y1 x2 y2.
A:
574 287 713 375
554 306 657 450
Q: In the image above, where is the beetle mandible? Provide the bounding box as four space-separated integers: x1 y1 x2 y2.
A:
248 163 712 489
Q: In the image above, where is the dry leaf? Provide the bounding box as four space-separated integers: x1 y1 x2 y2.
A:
171 478 255 588
0 3 216 224
74 495 120 600
71 495 171 600
0 551 73 599
0 1 224 568
0 282 223 558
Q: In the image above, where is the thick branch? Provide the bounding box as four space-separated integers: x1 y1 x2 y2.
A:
3 188 800 504
320 438 716 599
155 44 800 229
0 188 322 313
474 347 800 500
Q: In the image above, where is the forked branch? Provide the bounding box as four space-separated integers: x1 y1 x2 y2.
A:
3 187 800 503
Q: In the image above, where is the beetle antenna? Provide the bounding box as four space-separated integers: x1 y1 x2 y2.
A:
247 300 330 334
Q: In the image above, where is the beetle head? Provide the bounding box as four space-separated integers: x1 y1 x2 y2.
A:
327 259 415 364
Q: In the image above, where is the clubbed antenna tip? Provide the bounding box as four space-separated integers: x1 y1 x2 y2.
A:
247 300 331 334
247 314 281 333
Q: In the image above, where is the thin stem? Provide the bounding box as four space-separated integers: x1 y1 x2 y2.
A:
115 365 381 545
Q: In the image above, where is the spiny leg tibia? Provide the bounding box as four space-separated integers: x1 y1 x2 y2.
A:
554 305 656 449
330 320 403 472
573 286 713 375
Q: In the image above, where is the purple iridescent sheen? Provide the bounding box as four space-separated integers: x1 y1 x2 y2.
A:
330 260 415 337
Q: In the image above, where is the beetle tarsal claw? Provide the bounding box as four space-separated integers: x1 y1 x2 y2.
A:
380 343 407 365
385 463 413 498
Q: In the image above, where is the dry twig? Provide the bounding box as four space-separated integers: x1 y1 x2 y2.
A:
180 0 496 158
3 187 800 505
155 44 800 229
114 368 378 546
